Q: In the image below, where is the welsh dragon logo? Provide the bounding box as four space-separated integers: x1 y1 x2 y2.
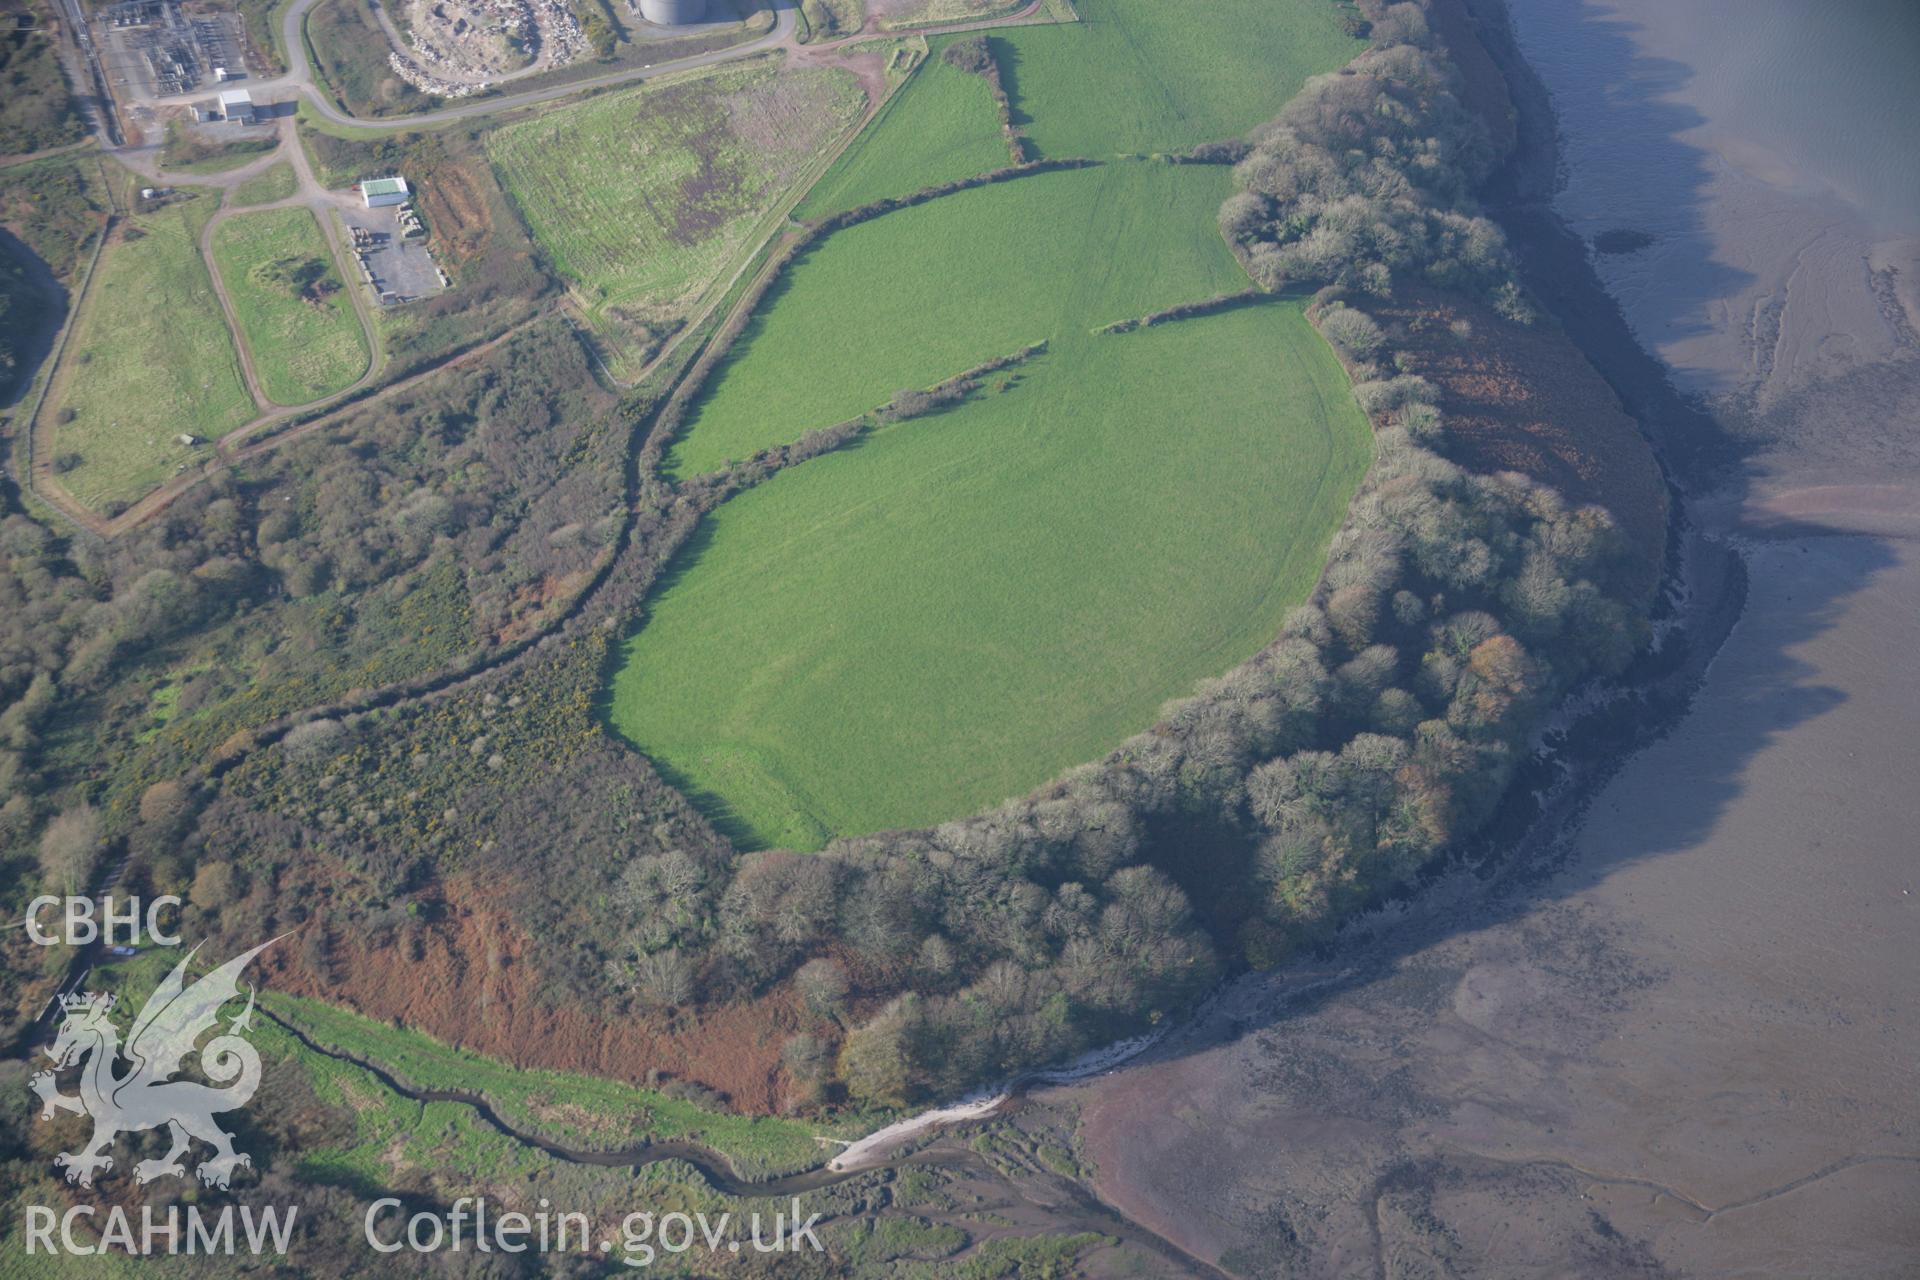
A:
32 939 279 1189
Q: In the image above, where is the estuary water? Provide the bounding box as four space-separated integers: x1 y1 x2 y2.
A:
1506 0 1920 398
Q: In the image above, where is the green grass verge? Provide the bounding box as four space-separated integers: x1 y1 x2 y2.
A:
211 206 369 405
993 0 1364 157
793 39 1008 220
485 61 866 379
617 162 1371 850
158 120 279 174
874 0 1026 29
49 189 254 512
65 951 845 1183
227 161 298 207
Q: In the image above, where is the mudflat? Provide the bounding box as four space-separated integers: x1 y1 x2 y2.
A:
1063 528 1920 1274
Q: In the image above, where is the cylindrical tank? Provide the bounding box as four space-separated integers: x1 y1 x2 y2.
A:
639 0 706 23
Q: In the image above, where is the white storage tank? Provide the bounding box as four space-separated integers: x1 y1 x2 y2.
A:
639 0 706 24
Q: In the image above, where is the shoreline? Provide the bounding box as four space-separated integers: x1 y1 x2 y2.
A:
1048 3 1920 1272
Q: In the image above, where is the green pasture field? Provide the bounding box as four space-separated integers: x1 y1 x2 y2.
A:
618 162 1370 850
211 206 369 405
670 162 1249 476
793 39 1009 220
993 0 1364 157
485 61 866 378
49 188 254 512
227 161 298 207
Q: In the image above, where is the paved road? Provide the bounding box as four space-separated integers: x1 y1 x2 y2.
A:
24 0 1056 539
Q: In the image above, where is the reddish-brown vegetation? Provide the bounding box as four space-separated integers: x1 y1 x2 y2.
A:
1371 285 1668 582
261 873 808 1113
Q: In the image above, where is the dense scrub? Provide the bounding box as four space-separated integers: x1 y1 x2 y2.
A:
0 153 107 281
1219 3 1533 318
305 0 427 117
0 320 626 1039
0 254 39 399
0 156 107 398
0 5 85 156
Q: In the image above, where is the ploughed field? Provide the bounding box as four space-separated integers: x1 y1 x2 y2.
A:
212 207 370 406
608 0 1369 850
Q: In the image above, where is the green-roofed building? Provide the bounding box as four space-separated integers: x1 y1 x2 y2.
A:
359 176 410 208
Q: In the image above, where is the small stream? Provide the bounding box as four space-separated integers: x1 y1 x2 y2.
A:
266 1010 856 1197
268 1007 1169 1198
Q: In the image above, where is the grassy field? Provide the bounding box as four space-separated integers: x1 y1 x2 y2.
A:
211 206 368 405
49 189 255 512
228 161 298 206
793 39 1008 220
157 120 279 174
619 162 1370 849
670 162 1250 475
486 61 866 378
609 0 1371 846
993 0 1363 157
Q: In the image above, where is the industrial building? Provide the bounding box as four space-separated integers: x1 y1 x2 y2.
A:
360 177 411 208
216 87 253 123
639 0 706 25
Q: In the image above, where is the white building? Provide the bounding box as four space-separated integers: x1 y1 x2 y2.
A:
360 176 410 208
216 88 254 124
